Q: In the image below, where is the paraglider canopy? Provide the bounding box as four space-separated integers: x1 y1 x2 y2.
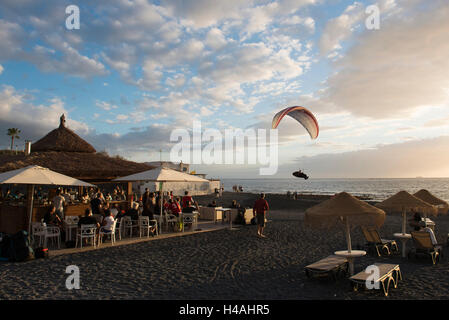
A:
271 106 319 140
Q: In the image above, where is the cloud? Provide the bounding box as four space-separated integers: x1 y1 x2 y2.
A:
0 85 89 148
0 65 3 75
319 2 366 55
319 1 449 119
95 100 119 111
279 136 449 178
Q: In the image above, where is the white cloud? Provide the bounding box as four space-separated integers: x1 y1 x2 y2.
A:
0 65 3 75
286 136 449 178
0 85 89 148
95 100 119 111
205 28 228 50
321 1 449 118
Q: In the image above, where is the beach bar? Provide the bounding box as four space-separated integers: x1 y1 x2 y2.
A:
0 115 154 234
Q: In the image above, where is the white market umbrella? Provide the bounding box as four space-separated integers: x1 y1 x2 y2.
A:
113 167 209 232
0 165 94 234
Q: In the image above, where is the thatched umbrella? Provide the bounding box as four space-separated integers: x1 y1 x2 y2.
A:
413 189 449 215
305 192 386 253
376 190 436 235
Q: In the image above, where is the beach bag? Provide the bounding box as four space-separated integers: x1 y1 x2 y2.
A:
9 230 34 262
34 247 49 259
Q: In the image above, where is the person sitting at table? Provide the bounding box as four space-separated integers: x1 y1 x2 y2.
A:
105 192 113 202
409 211 424 231
168 198 182 217
125 202 140 221
208 200 217 207
231 200 246 225
90 193 103 214
110 203 119 218
182 200 197 213
181 191 194 209
44 205 63 229
142 193 156 220
100 209 115 233
78 208 100 229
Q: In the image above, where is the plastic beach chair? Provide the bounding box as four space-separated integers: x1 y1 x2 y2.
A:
350 263 402 297
304 255 349 280
408 231 444 265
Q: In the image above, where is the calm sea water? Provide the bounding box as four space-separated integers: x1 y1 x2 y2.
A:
221 178 449 201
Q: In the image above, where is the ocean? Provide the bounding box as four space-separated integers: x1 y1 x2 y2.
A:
221 178 449 201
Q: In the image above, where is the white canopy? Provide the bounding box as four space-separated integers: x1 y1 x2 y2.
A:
0 165 94 235
113 166 209 183
0 165 94 187
114 166 208 234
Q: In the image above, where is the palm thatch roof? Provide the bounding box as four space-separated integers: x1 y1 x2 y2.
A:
0 151 154 182
0 115 155 181
376 190 437 216
413 189 449 215
304 192 386 229
31 114 96 153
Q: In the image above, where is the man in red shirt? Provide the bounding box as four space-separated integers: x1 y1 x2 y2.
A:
182 191 193 208
253 193 269 238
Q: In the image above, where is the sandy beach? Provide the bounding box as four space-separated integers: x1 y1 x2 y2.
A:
1 192 449 300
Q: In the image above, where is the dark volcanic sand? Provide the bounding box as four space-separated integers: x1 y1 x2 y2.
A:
1 192 449 300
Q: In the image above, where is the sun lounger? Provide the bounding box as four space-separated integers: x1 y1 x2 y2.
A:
361 226 399 256
350 263 402 297
408 231 444 265
304 255 348 280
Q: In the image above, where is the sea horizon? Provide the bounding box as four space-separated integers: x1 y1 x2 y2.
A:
220 177 449 201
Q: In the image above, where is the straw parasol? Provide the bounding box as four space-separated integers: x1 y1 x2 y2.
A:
304 192 386 253
375 190 436 234
413 189 449 215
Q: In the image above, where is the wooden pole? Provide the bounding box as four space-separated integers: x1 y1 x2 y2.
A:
402 207 406 234
345 217 352 253
26 184 35 236
127 182 133 209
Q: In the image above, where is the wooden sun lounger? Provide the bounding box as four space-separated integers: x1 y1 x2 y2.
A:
304 255 349 280
350 263 402 297
408 231 444 265
361 226 399 256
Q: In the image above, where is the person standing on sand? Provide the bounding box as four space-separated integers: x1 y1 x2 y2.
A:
253 193 269 238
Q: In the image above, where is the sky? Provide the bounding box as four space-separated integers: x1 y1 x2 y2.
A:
0 0 449 179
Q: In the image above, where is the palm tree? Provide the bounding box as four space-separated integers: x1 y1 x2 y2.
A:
7 128 21 150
